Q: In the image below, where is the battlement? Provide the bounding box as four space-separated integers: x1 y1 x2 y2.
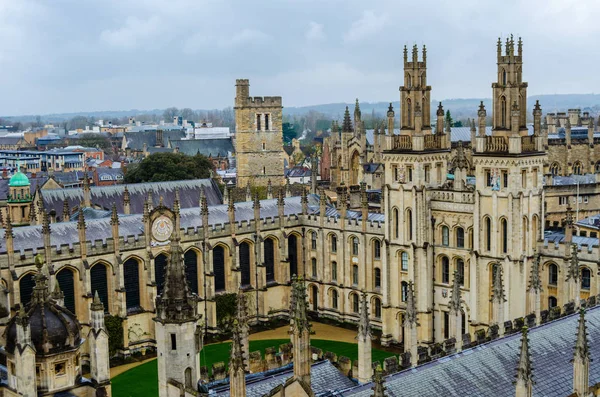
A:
247 96 283 107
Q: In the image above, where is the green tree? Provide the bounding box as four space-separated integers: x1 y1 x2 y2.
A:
445 110 453 127
282 122 298 144
77 133 111 150
124 153 214 183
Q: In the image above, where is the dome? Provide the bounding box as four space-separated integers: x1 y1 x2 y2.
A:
4 259 81 356
5 304 81 355
9 171 30 187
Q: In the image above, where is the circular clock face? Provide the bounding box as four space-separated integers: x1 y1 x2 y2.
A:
152 216 173 242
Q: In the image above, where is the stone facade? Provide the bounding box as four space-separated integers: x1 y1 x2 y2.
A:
234 79 285 187
1 38 600 383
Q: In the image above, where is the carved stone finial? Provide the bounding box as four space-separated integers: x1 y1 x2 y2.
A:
403 281 418 326
91 290 104 312
449 271 462 315
342 106 353 132
491 265 506 303
110 204 119 226
358 291 371 339
514 327 534 390
566 244 580 282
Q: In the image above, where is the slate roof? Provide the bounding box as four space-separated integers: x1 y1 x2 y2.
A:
341 305 600 397
124 130 186 150
212 360 356 397
551 174 597 186
285 167 312 178
0 194 381 255
38 178 223 215
0 136 24 146
0 177 47 200
170 138 234 157
544 231 599 252
96 167 124 181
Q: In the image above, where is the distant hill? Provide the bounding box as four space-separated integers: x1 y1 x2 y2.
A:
283 94 600 120
3 94 600 123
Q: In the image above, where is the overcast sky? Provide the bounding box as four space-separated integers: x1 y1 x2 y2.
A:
1 0 598 116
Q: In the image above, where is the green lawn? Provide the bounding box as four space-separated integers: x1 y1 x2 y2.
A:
112 339 395 397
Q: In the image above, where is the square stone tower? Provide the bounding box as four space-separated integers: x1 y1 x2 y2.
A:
234 79 285 187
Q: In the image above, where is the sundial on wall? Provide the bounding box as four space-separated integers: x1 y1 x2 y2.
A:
152 215 173 243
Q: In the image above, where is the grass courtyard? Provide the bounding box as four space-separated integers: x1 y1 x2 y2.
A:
112 339 394 397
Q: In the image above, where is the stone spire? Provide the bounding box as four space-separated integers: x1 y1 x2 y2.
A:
229 319 247 397
528 252 542 324
371 365 387 397
357 291 373 383
245 182 252 202
449 271 463 350
403 281 418 366
82 171 91 207
285 177 291 198
491 265 506 336
566 244 581 307
62 199 70 222
51 281 64 307
223 184 229 203
110 204 119 226
267 179 273 199
154 239 199 323
342 106 353 132
236 288 250 372
31 254 50 305
123 185 131 215
514 327 533 397
477 101 487 137
301 186 308 215
572 309 591 396
289 276 311 386
88 290 110 386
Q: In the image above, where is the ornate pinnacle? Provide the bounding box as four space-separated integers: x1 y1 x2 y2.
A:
228 188 235 212
528 252 542 293
4 211 13 239
91 290 104 312
51 281 64 302
573 309 590 361
110 204 119 226
77 204 86 230
403 281 418 326
354 98 361 119
478 101 486 117
566 244 580 282
277 187 285 207
449 271 462 315
31 254 50 304
514 327 534 387
123 186 130 203
437 102 444 117
174 188 180 213
62 199 70 221
470 118 476 132
41 210 51 235
533 100 541 113
455 141 469 170
371 364 387 397
358 291 371 339
253 191 261 211
342 106 353 132
387 102 394 116
491 265 506 303
229 320 246 372
289 276 310 332
301 186 308 204
200 188 209 217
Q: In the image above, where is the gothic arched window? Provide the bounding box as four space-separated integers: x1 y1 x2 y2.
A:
501 218 508 253
573 161 583 175
581 268 591 290
264 238 275 283
331 234 337 253
441 257 450 284
550 162 561 176
56 267 76 314
351 237 359 256
484 217 492 251
90 263 109 312
155 253 167 296
441 226 449 246
401 251 409 271
331 261 338 282
393 208 399 239
373 240 381 260
239 242 251 287
548 263 558 285
407 99 412 128
456 258 465 286
352 293 359 313
501 96 507 128
332 289 338 309
184 250 199 294
374 298 382 318
406 209 413 241
456 227 465 248
401 281 409 302
352 265 359 286
124 258 141 311
374 268 381 289
311 231 317 250
19 273 35 308
548 296 557 308
213 245 226 292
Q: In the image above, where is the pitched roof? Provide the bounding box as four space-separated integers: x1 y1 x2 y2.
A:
170 138 234 157
124 130 186 150
341 305 600 397
38 178 222 215
212 360 356 397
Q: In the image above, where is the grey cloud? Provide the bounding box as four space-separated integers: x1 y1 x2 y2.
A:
0 0 599 116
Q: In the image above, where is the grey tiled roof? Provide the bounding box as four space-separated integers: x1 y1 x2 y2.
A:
39 178 223 216
341 306 600 397
544 231 599 251
0 194 380 254
170 138 234 158
213 360 356 397
124 130 186 150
